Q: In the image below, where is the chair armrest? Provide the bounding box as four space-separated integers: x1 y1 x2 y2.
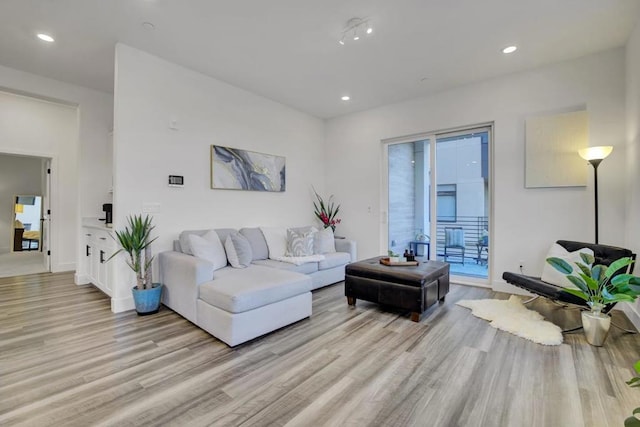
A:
159 251 214 323
335 239 357 262
502 271 586 307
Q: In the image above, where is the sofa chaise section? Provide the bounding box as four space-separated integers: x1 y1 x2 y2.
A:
197 265 311 346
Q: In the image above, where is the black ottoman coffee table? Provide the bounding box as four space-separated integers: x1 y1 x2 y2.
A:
345 256 450 322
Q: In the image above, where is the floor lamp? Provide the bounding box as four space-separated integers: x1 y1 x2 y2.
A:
578 146 613 244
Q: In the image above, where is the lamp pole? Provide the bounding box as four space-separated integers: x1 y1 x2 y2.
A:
579 146 612 245
589 158 603 244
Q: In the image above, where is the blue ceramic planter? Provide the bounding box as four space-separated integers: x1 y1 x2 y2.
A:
132 283 163 315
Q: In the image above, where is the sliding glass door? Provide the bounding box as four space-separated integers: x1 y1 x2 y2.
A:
386 125 491 282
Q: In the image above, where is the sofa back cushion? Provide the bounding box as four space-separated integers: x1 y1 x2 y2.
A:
239 227 269 260
260 227 288 259
179 229 212 255
214 228 237 246
188 230 228 270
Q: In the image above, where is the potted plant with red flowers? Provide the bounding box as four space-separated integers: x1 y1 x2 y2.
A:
313 188 341 232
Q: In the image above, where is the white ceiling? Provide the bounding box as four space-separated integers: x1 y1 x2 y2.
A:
1 0 639 119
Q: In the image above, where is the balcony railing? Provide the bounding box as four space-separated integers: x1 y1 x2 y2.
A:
435 215 488 265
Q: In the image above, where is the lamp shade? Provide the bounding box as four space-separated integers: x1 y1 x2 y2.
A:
578 146 613 161
14 204 23 213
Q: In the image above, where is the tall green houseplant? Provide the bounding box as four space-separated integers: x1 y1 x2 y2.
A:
110 214 157 290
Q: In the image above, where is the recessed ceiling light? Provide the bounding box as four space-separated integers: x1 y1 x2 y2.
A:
502 45 517 54
366 27 373 35
37 33 54 42
341 95 350 101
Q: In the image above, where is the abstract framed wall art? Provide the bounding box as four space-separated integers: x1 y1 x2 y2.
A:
210 145 286 192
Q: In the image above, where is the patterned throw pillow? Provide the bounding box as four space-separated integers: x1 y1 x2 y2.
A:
286 229 314 257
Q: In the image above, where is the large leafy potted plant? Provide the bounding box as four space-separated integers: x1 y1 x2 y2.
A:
109 214 162 315
626 360 640 426
546 254 640 346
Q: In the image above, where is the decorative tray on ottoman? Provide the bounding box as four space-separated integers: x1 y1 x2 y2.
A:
379 257 419 267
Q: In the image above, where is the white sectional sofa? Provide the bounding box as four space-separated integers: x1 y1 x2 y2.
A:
159 226 356 346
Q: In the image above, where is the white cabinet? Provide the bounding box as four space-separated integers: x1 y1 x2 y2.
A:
80 225 115 296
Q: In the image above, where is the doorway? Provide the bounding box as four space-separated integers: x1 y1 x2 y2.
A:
0 154 51 277
384 125 492 284
13 195 43 252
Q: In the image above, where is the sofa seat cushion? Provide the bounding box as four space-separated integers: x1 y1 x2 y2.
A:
199 265 311 314
318 252 351 270
251 259 319 275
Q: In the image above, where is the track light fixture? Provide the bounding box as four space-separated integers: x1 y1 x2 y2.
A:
338 17 373 46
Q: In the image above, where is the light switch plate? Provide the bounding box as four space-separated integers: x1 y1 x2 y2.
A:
142 202 161 213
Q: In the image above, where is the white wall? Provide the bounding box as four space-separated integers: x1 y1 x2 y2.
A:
0 90 77 270
0 154 43 253
622 16 640 326
112 44 326 311
0 65 113 273
325 48 627 293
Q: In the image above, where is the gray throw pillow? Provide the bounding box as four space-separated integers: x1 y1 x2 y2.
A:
313 227 336 254
188 230 227 270
239 227 269 260
286 228 314 257
225 232 253 268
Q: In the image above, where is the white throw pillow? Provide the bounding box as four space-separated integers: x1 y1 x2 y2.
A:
260 227 288 259
286 228 314 257
225 232 252 268
314 227 336 254
188 230 227 271
541 243 594 289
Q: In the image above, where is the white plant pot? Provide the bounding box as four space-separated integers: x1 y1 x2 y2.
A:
581 310 611 346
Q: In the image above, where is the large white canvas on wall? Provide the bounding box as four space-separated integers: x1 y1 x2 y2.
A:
525 110 588 188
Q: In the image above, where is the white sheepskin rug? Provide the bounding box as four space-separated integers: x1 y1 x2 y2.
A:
456 295 563 346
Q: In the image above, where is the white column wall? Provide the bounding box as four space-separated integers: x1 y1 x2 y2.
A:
111 44 326 311
622 15 640 327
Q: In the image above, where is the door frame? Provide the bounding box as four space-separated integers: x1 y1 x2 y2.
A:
381 122 494 287
1 149 55 273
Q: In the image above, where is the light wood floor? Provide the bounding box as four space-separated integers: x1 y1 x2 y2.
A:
1 272 639 426
0 252 47 278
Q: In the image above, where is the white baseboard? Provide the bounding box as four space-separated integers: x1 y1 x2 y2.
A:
52 262 75 273
618 304 640 330
451 278 491 289
491 280 532 296
111 295 135 313
74 273 90 285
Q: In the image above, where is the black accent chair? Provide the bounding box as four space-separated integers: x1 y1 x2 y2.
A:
502 240 636 314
